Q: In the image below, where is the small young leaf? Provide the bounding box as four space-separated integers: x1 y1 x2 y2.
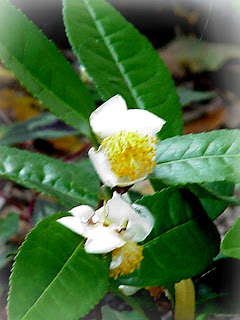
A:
0 146 99 208
117 188 220 287
176 88 216 107
8 213 110 320
0 244 17 269
221 217 240 259
63 0 182 139
0 112 77 146
151 130 240 185
0 0 97 141
174 279 195 320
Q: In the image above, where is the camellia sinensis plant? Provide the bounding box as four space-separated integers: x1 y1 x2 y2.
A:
0 0 240 319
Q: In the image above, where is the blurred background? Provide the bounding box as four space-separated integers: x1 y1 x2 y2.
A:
0 0 240 319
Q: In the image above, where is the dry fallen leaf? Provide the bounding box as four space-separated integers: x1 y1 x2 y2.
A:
159 36 240 77
48 136 86 154
183 106 226 134
0 88 42 121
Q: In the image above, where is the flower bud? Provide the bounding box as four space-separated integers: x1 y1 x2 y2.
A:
98 185 113 201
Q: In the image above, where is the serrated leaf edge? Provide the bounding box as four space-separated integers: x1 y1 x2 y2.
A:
7 213 109 319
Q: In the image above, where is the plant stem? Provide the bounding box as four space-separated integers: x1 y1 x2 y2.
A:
93 304 102 320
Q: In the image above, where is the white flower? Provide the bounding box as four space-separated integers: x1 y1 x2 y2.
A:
57 192 154 254
88 95 166 187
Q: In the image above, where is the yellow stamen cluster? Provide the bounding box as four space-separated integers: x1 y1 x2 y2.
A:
101 131 157 181
110 241 143 279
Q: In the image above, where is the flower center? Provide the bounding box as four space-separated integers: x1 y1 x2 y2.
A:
101 131 157 181
110 241 143 279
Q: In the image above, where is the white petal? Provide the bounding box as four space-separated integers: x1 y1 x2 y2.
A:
110 254 123 269
106 193 136 223
89 95 128 139
84 226 125 253
131 180 155 195
94 206 105 223
127 204 154 242
118 285 141 296
57 216 87 237
121 204 154 242
69 205 95 222
114 175 148 187
124 109 166 136
88 147 119 187
121 192 132 204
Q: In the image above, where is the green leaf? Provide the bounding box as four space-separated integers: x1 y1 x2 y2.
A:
221 216 240 259
63 0 182 139
151 180 235 221
0 0 97 142
188 182 235 221
8 213 110 320
151 130 240 185
0 244 17 269
0 212 19 246
102 306 145 320
176 88 216 107
0 112 77 146
195 314 208 320
0 146 99 208
137 188 195 244
74 158 101 194
117 188 220 287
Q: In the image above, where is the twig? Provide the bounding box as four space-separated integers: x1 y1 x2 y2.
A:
93 304 102 320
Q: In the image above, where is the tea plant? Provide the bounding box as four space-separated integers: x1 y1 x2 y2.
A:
0 0 239 319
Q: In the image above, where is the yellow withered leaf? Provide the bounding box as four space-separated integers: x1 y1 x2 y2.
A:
0 88 42 121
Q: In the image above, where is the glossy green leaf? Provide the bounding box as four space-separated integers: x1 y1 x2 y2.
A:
188 182 235 220
74 158 101 194
176 88 216 107
8 213 110 320
0 212 19 246
0 0 97 142
221 217 240 259
117 188 220 287
0 146 99 208
0 113 77 146
151 130 240 185
151 180 235 221
63 0 182 139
